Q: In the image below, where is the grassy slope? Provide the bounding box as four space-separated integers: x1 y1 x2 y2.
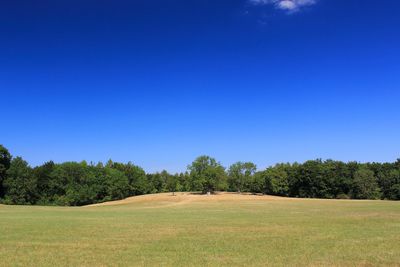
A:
0 193 399 266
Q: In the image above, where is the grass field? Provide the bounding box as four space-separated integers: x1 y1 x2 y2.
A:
0 193 399 266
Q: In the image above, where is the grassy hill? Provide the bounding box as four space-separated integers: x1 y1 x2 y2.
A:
0 193 399 266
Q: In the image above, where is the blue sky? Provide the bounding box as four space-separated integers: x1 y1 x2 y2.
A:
1 0 399 173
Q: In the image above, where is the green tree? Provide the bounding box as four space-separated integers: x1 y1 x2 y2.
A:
147 171 169 193
288 160 333 198
4 157 36 204
249 171 266 194
166 174 180 196
32 161 55 204
351 168 381 199
49 162 94 206
386 169 400 200
263 164 289 196
188 156 226 194
0 145 12 198
109 162 149 196
103 167 130 201
228 162 256 193
178 172 190 192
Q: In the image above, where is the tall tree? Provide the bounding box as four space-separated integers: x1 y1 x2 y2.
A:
188 156 226 194
0 145 12 198
178 172 190 192
385 169 400 200
166 174 180 196
4 157 36 204
103 167 130 201
351 167 381 199
263 164 289 196
32 161 55 204
109 162 149 196
228 162 256 193
249 171 266 194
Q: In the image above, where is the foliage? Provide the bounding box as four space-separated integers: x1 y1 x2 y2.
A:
166 173 180 195
351 167 381 199
262 164 290 196
0 144 399 206
4 157 36 204
188 156 226 193
227 162 256 192
0 145 12 198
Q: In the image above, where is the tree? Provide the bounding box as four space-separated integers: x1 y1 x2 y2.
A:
395 159 400 169
326 160 353 199
109 162 149 196
288 160 338 199
178 172 190 192
166 174 179 196
351 168 381 199
48 162 95 206
228 162 256 193
3 157 36 204
389 184 400 200
147 171 168 193
385 169 400 200
32 161 55 204
249 171 266 194
0 145 12 198
103 167 130 201
188 156 226 194
2 147 400 205
263 164 289 196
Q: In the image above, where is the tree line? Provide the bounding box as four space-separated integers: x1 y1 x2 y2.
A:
0 145 399 206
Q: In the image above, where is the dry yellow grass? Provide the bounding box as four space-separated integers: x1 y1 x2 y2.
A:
1 192 399 266
87 192 286 207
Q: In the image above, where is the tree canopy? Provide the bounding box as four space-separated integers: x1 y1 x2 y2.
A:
228 162 256 193
0 144 399 206
188 156 226 194
0 145 12 198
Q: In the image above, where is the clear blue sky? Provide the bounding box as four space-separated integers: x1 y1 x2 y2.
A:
1 0 399 173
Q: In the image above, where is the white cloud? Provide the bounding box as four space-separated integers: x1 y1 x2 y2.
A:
249 0 316 12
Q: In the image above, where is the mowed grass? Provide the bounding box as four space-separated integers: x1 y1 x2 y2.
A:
0 193 399 266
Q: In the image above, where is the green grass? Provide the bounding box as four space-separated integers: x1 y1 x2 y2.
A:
0 193 399 266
